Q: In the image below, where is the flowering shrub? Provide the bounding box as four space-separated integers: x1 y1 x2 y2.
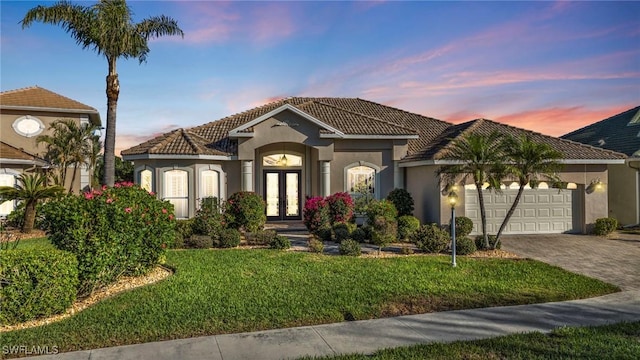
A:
303 196 330 233
224 192 266 233
326 192 354 224
41 182 175 296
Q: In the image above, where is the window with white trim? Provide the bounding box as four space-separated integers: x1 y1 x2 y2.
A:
164 170 188 218
0 173 16 216
140 169 153 193
347 165 376 196
200 170 220 199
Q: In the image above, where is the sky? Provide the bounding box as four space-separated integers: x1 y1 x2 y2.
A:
1 0 639 155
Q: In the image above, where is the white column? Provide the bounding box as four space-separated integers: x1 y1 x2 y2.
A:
242 160 253 192
393 161 404 189
321 161 331 197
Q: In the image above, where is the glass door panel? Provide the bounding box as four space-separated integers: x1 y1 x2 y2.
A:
286 172 299 217
265 172 280 217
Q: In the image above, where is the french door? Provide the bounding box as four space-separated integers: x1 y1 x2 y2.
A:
264 170 301 221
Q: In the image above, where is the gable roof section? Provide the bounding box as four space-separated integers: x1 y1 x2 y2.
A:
123 97 447 157
561 106 640 157
402 118 627 165
0 141 48 166
0 86 101 125
121 128 230 159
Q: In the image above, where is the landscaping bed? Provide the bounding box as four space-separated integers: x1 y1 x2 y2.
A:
0 245 619 355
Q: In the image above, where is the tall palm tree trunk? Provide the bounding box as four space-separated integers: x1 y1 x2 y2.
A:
495 185 526 249
103 57 119 187
476 181 490 249
22 201 37 233
69 164 78 193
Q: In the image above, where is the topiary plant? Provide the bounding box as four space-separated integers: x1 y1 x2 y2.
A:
339 239 361 256
411 223 449 253
371 215 397 254
224 192 266 233
397 215 420 241
452 216 474 238
594 217 618 236
386 188 414 216
455 236 477 255
365 199 398 225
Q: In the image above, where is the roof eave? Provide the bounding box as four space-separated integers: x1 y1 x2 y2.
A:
400 158 627 168
122 154 232 161
1 105 102 126
325 134 419 139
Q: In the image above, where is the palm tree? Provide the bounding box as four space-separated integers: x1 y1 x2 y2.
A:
22 0 184 187
0 173 64 233
438 132 504 249
37 119 100 193
494 135 563 247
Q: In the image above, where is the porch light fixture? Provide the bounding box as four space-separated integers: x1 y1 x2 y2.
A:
585 179 605 194
278 153 288 167
448 191 458 268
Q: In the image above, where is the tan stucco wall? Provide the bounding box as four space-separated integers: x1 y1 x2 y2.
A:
405 166 442 224
608 164 638 225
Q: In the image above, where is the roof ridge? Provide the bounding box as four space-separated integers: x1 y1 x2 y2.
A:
430 119 484 159
309 100 417 134
355 97 452 126
191 97 290 131
149 128 183 153
562 105 640 138
0 85 99 112
0 85 39 96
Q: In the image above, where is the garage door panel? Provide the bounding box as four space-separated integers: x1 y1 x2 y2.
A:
466 188 575 235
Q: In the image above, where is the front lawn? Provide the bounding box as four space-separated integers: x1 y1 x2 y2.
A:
305 321 640 359
1 245 619 354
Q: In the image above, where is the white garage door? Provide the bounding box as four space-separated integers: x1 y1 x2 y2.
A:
465 187 576 235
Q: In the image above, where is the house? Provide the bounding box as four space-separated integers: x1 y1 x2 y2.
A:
121 97 625 234
562 106 640 226
0 86 102 216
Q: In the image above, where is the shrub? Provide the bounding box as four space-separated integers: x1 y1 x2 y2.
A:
217 228 241 248
397 215 420 241
452 216 474 238
246 229 277 245
173 219 195 249
192 197 224 240
339 239 361 256
365 199 398 225
350 227 367 243
224 192 266 233
400 245 414 255
371 216 397 253
316 226 333 242
411 223 449 253
455 236 477 255
326 192 354 224
303 196 330 233
594 218 618 236
307 238 324 253
386 188 414 216
0 249 78 325
40 183 175 296
333 222 356 243
270 235 291 250
185 235 213 249
474 235 501 250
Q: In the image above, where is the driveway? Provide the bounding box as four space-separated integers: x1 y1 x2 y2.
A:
501 232 640 291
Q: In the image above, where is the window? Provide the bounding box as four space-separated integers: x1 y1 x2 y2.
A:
200 170 219 199
164 170 188 218
347 165 376 196
0 173 16 216
140 169 153 193
262 153 302 167
12 116 44 137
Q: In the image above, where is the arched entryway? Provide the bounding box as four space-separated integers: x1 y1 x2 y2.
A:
259 144 305 221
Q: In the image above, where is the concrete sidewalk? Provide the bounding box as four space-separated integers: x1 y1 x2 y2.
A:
26 290 640 360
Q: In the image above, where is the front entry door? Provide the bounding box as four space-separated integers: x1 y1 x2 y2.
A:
264 170 301 221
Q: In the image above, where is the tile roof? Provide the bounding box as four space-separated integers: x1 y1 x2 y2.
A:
0 141 48 163
0 86 101 125
402 118 627 162
121 128 230 156
561 106 640 157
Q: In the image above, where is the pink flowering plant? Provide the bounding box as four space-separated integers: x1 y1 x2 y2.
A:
302 196 330 233
40 182 175 296
326 192 354 224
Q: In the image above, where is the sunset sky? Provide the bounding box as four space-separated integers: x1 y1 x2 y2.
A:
1 1 639 155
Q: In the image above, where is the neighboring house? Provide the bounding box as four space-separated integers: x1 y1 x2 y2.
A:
562 106 640 226
0 86 102 216
122 97 625 234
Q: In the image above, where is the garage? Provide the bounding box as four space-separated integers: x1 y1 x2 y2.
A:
464 183 578 235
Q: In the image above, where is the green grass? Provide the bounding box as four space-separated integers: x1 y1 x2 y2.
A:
1 247 619 355
304 321 640 359
12 236 54 250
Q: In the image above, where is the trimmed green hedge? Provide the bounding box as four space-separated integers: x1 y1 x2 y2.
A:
0 249 78 325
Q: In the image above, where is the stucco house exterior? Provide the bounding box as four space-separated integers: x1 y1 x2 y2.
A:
0 86 102 216
562 106 640 226
122 97 625 234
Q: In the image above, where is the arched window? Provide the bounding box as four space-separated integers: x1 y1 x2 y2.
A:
164 170 188 218
140 169 153 193
200 170 220 199
0 172 17 216
345 162 380 199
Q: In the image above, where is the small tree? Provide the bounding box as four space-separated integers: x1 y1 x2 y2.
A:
0 173 64 233
386 188 414 216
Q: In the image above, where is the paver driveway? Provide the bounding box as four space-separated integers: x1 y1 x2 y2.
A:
501 232 640 291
